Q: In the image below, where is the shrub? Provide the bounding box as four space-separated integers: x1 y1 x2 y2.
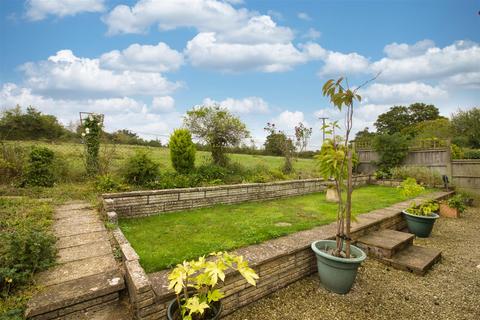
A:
0 198 56 300
373 133 409 171
195 163 228 182
450 143 464 159
22 147 56 187
123 151 159 185
446 194 467 213
0 143 26 184
374 169 392 179
391 166 442 186
95 174 125 192
406 200 439 216
398 178 424 198
463 149 480 159
169 129 196 174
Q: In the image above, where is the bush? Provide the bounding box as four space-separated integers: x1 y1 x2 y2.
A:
169 129 196 174
398 178 424 198
373 133 409 170
391 166 442 186
374 169 392 179
450 143 464 159
463 149 480 159
0 143 26 184
447 194 467 213
95 174 126 193
123 151 159 185
21 147 56 187
0 198 56 302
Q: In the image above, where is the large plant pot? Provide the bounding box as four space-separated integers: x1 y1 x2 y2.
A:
439 203 460 218
167 299 222 320
311 240 366 294
403 210 439 238
325 188 339 202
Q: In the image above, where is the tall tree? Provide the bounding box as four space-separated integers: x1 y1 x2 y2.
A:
451 107 480 148
374 103 442 135
184 105 250 166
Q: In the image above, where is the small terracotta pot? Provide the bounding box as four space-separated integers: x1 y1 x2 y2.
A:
439 203 460 218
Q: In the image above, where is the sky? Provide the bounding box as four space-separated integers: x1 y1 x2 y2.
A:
0 0 479 150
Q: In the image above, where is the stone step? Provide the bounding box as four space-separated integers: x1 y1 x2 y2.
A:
26 270 125 320
381 245 442 275
356 229 415 258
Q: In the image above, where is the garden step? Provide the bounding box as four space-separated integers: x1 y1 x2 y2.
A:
356 229 415 258
25 270 125 319
381 245 442 275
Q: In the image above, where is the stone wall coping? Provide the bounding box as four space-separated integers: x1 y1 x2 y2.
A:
101 176 370 199
148 190 453 301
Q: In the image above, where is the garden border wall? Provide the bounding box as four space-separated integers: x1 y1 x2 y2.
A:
102 175 371 219
107 190 453 320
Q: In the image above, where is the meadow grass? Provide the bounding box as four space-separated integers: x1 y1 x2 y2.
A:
119 185 429 273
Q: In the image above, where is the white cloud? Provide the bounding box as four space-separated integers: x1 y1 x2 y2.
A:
319 51 371 76
372 40 480 83
21 50 180 98
273 110 306 131
441 72 480 89
303 28 321 40
202 96 269 113
297 12 311 21
151 96 175 112
26 0 105 21
362 82 448 104
0 83 180 143
103 0 252 35
383 39 435 59
99 42 184 73
185 32 317 72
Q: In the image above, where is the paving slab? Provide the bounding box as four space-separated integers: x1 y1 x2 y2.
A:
54 221 106 238
57 240 113 264
36 254 118 287
56 231 109 250
383 245 442 275
26 270 124 318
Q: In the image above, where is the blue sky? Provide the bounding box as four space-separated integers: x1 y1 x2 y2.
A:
1 0 479 149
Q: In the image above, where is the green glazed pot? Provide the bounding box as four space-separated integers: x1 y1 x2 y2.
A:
311 240 366 294
167 299 222 320
403 210 439 238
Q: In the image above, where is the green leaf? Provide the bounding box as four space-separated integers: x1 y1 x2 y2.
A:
207 289 224 302
185 296 210 315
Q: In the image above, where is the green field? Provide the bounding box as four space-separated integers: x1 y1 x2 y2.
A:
120 185 428 273
4 141 319 182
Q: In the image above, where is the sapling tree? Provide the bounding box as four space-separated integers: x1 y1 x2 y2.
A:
294 122 313 155
317 75 379 258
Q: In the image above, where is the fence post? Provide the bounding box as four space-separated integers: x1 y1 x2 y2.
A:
446 139 453 180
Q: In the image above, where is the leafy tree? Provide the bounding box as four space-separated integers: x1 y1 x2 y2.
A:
373 133 410 171
374 103 442 135
264 123 295 173
407 118 453 140
22 146 56 187
169 129 196 174
294 122 313 154
0 106 71 140
451 107 480 148
184 105 250 166
354 127 376 141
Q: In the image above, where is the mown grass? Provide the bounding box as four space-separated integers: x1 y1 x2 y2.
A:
120 185 430 273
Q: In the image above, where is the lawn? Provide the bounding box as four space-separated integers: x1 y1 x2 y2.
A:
120 185 428 273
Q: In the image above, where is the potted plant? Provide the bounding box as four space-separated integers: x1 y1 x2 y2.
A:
403 200 439 237
167 252 258 320
312 75 378 294
439 194 466 218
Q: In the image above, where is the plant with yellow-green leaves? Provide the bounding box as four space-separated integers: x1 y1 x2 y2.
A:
168 252 259 320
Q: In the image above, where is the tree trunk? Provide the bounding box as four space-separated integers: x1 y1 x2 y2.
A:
345 148 353 258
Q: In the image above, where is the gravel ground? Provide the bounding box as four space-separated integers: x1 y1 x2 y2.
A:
226 206 480 320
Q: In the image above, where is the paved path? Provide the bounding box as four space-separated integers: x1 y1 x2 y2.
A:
26 201 130 320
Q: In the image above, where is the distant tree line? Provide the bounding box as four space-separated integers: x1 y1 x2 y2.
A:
0 105 162 147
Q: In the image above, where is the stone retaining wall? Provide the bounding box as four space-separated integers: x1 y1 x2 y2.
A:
102 175 371 219
109 190 453 319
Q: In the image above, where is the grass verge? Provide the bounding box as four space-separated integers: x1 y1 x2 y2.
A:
120 185 430 273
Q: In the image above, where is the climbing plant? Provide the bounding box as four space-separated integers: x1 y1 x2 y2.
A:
81 113 103 176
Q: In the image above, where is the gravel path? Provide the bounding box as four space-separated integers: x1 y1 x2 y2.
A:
226 206 480 320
